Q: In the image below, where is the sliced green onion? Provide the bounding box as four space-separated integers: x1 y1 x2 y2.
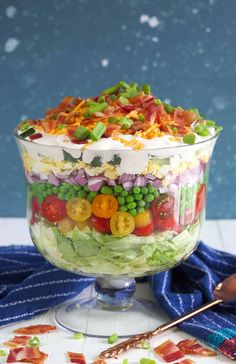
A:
28 336 40 347
0 350 7 356
90 122 106 141
20 127 36 138
183 133 196 145
195 124 210 136
122 359 129 364
118 117 133 129
108 333 119 344
19 120 30 131
73 126 90 140
172 126 178 133
138 114 145 122
120 86 138 98
141 341 151 350
163 103 174 113
119 80 130 89
140 358 156 364
154 98 162 105
189 108 200 115
57 124 66 130
73 332 84 340
215 125 223 133
98 95 105 103
206 119 216 127
102 83 120 95
119 96 129 105
108 117 118 123
142 84 151 95
87 102 108 115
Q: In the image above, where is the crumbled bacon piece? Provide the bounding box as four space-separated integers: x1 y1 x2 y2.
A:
154 340 185 362
92 358 107 364
7 346 45 363
67 352 86 364
4 335 31 348
14 324 56 335
177 339 216 356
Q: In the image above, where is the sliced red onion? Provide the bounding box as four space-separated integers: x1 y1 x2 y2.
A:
133 176 148 187
149 180 162 189
69 175 87 186
159 186 168 194
107 179 117 186
122 181 134 191
48 172 60 186
146 173 157 181
70 169 79 177
88 177 106 191
93 112 105 117
25 171 34 184
168 183 178 194
57 173 70 180
118 173 136 184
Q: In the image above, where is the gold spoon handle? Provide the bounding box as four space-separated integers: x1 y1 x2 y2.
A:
99 298 222 359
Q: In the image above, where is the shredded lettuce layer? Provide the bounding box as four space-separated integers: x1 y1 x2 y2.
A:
31 220 200 277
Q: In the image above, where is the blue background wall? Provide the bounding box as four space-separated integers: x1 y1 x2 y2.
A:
0 0 235 218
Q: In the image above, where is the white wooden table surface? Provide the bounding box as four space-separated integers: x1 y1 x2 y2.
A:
0 218 235 364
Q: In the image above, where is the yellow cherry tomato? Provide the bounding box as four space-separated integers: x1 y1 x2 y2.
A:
92 194 118 218
110 211 135 237
75 219 91 230
58 217 75 233
66 197 92 222
134 210 152 228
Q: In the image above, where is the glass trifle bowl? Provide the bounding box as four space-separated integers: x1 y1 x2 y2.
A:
14 81 221 336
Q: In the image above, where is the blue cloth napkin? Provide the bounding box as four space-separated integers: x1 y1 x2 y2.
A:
0 242 236 360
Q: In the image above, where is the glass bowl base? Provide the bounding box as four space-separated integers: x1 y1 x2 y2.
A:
55 293 166 338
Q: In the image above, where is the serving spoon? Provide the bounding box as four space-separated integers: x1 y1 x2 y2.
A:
98 273 236 360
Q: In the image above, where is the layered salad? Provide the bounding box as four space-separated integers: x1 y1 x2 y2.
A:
15 81 221 277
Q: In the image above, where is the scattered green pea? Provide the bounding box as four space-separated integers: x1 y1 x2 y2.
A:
144 194 155 203
108 333 119 344
148 185 156 193
101 186 113 195
114 185 123 194
74 185 82 191
73 332 84 340
126 195 134 203
137 207 145 213
119 206 128 212
129 209 137 216
127 202 137 209
89 191 98 198
0 350 7 356
77 190 87 198
28 336 40 347
138 200 145 207
132 186 141 194
140 358 156 364
83 185 90 192
121 190 128 197
141 187 148 194
117 196 125 205
134 193 143 201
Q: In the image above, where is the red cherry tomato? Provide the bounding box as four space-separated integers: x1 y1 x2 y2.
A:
134 222 155 236
196 184 206 215
31 197 41 215
155 215 176 232
151 194 176 232
42 195 67 222
91 215 111 234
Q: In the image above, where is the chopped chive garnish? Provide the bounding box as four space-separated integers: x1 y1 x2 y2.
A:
108 333 119 344
20 127 36 138
119 96 129 105
206 119 216 127
120 86 138 98
155 98 162 105
183 133 196 144
163 103 174 113
122 359 129 364
102 80 129 95
0 349 7 356
90 122 106 141
142 84 151 95
118 117 133 129
28 336 40 347
19 120 30 131
108 117 117 123
141 341 151 350
73 126 90 140
73 332 84 340
140 358 156 364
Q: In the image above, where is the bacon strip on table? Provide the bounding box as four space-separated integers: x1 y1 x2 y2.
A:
7 346 47 363
67 352 86 364
4 335 31 348
177 339 216 356
14 324 56 335
154 339 185 362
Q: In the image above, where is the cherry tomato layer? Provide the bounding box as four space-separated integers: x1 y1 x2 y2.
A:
58 217 75 233
134 222 154 236
134 210 152 228
42 195 67 222
155 215 176 232
31 197 41 215
110 211 135 237
66 197 92 222
92 194 118 218
196 184 206 216
91 215 111 234
151 194 175 221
